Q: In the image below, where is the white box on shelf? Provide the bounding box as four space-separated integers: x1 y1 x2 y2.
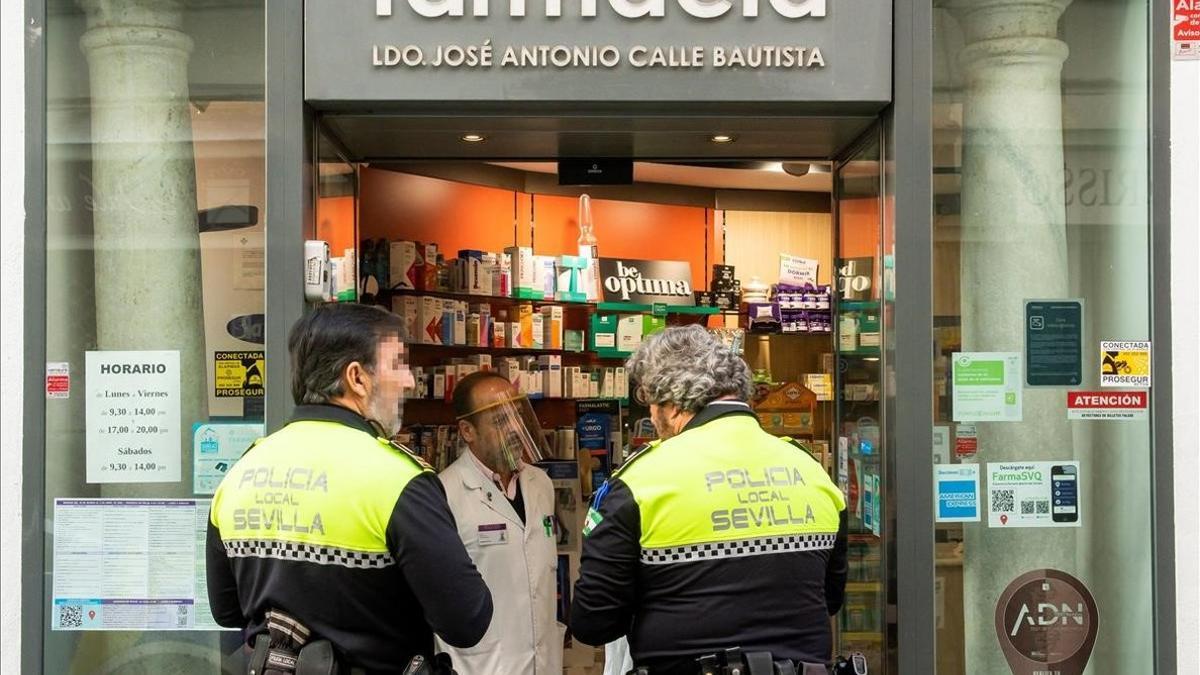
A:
539 355 563 398
617 315 643 353
389 241 420 290
418 296 442 345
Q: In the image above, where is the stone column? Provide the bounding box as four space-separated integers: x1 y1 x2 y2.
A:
79 0 208 498
76 2 216 672
946 0 1075 671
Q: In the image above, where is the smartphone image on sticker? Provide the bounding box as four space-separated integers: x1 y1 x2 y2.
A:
1051 464 1079 523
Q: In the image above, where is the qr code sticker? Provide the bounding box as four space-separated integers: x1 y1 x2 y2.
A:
1036 500 1051 514
1021 500 1036 515
991 489 1015 513
59 604 83 628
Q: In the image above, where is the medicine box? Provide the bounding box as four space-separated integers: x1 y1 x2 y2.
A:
643 314 666 338
531 312 545 350
542 306 564 350
422 243 438 290
617 315 643 353
539 355 563 398
591 314 618 352
390 241 420 290
418 296 442 345
505 246 539 299
453 302 467 346
555 255 589 303
518 305 535 349
441 300 456 346
533 255 557 301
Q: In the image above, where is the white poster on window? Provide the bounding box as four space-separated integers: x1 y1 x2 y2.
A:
952 352 1023 422
50 499 233 631
86 351 182 483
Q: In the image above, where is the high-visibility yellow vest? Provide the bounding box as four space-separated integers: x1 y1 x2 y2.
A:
211 420 431 568
615 415 844 561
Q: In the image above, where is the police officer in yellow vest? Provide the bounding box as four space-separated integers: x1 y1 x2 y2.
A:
570 326 848 675
207 303 493 673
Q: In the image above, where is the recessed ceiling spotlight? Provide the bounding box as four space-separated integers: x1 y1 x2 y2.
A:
781 162 811 177
710 134 735 144
460 134 487 143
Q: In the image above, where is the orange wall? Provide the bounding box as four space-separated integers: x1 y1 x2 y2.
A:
839 197 880 259
316 195 356 259
362 168 714 290
525 193 712 290
360 168 519 256
838 197 882 299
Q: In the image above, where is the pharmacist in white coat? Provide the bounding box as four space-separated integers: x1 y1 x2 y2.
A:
436 371 563 675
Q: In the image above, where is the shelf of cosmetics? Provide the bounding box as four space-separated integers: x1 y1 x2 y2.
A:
362 239 602 303
403 354 630 403
391 292 684 358
725 282 836 336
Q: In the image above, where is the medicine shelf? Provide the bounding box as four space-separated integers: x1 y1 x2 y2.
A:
380 289 721 316
379 288 594 308
595 302 721 315
406 343 583 357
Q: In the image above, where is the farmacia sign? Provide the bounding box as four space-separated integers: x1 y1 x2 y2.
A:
371 0 829 70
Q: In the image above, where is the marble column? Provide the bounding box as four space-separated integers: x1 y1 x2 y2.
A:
79 0 208 498
946 0 1075 672
76 1 216 672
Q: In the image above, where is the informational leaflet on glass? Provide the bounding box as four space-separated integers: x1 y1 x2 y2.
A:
193 422 264 495
987 461 1082 528
952 352 1023 422
51 499 232 631
935 464 981 523
85 351 181 483
1024 299 1083 387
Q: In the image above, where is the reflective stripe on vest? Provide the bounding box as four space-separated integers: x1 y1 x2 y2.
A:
619 415 845 564
211 420 430 568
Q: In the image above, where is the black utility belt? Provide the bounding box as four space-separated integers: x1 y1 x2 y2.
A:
627 649 831 675
629 649 868 675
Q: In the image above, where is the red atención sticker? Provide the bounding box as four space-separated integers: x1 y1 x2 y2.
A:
1067 391 1148 420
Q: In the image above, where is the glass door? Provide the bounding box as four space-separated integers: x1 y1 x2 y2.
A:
832 129 890 673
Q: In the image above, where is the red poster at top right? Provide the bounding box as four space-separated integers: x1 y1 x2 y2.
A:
1175 0 1200 59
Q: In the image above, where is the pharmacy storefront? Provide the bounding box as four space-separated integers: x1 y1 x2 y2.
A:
20 0 1176 673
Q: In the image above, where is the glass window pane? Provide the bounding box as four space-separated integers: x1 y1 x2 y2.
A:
43 1 265 672
833 133 889 673
932 0 1153 672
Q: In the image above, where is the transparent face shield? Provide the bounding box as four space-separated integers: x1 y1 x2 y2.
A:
458 393 549 471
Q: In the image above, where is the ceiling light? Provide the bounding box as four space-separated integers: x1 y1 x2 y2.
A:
460 134 486 143
782 162 811 177
710 134 735 144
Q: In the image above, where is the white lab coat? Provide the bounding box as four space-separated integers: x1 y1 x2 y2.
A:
436 452 564 675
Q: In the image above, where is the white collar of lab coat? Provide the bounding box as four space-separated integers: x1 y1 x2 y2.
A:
464 448 523 500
